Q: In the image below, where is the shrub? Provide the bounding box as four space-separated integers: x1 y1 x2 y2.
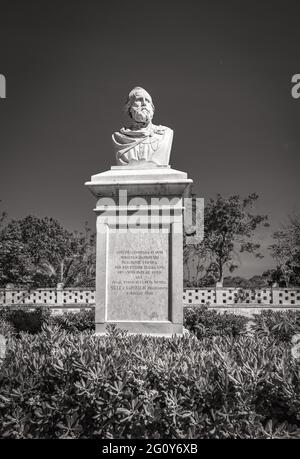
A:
51 309 95 332
1 324 300 439
251 310 300 343
0 306 51 335
1 305 300 345
0 319 15 337
0 307 94 335
184 306 248 339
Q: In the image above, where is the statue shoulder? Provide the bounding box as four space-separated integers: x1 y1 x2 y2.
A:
153 124 173 135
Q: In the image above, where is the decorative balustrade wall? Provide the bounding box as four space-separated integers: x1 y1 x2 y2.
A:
0 286 95 307
183 287 300 306
1 285 300 308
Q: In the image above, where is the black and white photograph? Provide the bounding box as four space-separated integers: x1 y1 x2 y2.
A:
0 0 300 446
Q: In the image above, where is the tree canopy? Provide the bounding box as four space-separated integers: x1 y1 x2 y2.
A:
0 216 95 288
267 215 300 287
184 193 269 285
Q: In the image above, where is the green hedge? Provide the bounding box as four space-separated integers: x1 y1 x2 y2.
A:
0 324 300 439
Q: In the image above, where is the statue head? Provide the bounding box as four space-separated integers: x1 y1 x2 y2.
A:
124 87 155 125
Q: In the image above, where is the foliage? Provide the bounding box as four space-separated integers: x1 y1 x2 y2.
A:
0 319 15 337
0 216 96 288
0 306 51 336
184 306 248 339
184 238 209 287
184 193 269 285
0 200 7 232
0 216 72 287
0 239 36 286
3 306 300 345
251 310 300 343
223 275 271 289
0 325 300 439
269 215 300 287
36 226 96 288
0 306 248 338
0 307 94 335
52 310 95 332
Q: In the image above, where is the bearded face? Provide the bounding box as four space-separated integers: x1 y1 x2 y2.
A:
130 105 154 123
129 91 154 124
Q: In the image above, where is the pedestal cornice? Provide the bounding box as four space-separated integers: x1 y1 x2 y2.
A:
85 166 193 198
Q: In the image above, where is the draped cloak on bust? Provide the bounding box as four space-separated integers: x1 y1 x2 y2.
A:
112 124 173 166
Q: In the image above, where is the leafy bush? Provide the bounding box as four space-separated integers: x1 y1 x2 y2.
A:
51 309 95 332
1 305 300 345
0 307 94 335
0 306 51 336
1 324 300 439
251 310 300 343
184 306 248 339
0 319 15 337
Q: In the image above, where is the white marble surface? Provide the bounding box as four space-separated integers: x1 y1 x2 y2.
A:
85 166 192 198
86 165 192 336
112 87 174 166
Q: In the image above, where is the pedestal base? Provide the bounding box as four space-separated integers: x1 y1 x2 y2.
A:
95 321 183 337
85 166 192 337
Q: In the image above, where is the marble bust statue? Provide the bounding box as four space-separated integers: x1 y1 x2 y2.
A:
112 87 173 166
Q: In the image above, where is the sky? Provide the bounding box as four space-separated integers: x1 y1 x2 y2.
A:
0 0 299 278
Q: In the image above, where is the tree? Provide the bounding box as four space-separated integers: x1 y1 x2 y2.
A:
0 216 96 288
184 193 269 285
0 216 72 286
183 241 208 286
204 193 269 282
36 225 96 287
223 276 250 288
0 201 6 231
223 275 270 289
268 214 300 287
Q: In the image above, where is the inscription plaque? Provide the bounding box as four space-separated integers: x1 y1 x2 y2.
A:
107 231 169 321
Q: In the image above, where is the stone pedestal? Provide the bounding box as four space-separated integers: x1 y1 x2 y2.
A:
85 165 192 336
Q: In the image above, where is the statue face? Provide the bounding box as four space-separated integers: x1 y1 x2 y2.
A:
129 89 154 124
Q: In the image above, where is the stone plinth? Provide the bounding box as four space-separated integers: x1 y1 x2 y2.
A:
85 165 192 336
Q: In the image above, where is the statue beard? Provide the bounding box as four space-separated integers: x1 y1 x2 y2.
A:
130 106 154 125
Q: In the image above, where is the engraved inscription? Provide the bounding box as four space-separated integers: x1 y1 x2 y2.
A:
107 232 169 321
111 249 167 296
